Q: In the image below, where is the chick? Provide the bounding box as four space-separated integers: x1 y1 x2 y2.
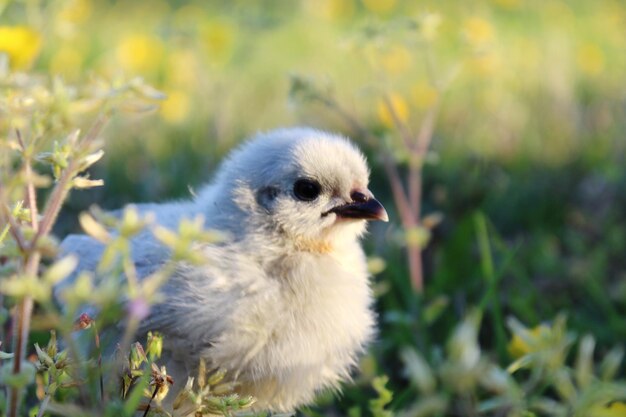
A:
59 127 388 412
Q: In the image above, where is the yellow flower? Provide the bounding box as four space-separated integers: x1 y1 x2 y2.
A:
589 402 626 417
307 0 355 21
463 17 494 47
362 0 397 15
381 45 412 75
507 324 550 359
0 26 42 70
377 93 409 128
410 82 439 110
367 257 386 275
160 90 191 124
405 226 431 249
468 50 501 76
577 42 605 76
201 20 236 65
116 34 164 74
58 0 93 24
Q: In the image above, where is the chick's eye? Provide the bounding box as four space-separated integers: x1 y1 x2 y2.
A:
293 179 321 201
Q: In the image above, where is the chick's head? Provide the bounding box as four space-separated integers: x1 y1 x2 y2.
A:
213 128 388 250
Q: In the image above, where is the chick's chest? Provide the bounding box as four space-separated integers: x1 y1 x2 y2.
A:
266 251 374 360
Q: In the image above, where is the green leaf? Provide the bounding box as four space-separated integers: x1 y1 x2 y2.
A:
0 351 14 360
0 361 37 388
400 347 436 394
0 274 49 301
423 295 449 325
0 224 10 247
600 345 624 381
43 256 78 285
72 176 104 189
78 149 105 171
35 343 54 368
370 376 393 417
79 212 111 243
575 334 595 389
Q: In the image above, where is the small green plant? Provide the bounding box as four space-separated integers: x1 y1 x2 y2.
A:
290 14 458 292
0 68 124 417
170 359 255 417
0 61 259 416
388 312 626 417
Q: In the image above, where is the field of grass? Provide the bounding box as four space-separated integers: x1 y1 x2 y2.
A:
2 0 626 416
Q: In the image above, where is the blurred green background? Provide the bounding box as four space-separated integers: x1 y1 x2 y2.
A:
3 0 626 414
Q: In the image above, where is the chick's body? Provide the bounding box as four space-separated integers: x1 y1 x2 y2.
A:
60 128 387 412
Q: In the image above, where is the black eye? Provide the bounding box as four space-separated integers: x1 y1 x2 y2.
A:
293 179 321 201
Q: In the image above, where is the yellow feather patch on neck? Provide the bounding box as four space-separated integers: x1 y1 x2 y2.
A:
293 237 334 254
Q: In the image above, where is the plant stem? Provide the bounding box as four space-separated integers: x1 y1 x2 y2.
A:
36 369 52 417
7 295 34 417
0 201 28 253
406 246 423 293
36 115 108 246
8 201 41 417
7 130 46 417
324 97 425 291
381 154 415 227
382 94 413 149
40 300 91 404
16 129 40 233
142 385 160 417
326 98 415 224
35 393 51 417
25 161 39 233
5 116 108 417
93 321 104 402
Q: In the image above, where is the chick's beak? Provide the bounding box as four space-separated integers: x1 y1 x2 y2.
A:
327 192 389 222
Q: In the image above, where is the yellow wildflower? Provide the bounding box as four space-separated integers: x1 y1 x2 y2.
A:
463 17 494 47
116 34 164 74
307 0 354 21
377 93 409 128
507 324 550 359
381 45 412 75
405 226 430 249
161 90 191 124
0 26 42 70
589 402 626 417
577 42 605 76
362 0 397 15
410 82 438 110
201 20 236 65
367 257 386 275
468 50 501 76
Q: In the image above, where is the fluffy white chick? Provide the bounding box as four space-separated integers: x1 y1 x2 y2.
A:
59 127 388 412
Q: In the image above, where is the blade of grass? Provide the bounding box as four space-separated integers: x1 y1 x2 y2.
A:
474 212 508 361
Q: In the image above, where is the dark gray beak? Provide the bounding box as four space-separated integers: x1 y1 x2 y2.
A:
326 197 389 222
